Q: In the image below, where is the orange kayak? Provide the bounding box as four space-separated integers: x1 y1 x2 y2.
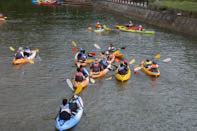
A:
72 76 89 89
13 50 37 65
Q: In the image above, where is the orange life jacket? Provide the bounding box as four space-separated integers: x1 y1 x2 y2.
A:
95 24 101 29
151 64 157 69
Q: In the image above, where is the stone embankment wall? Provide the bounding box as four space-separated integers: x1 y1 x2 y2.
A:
62 0 92 5
93 1 197 36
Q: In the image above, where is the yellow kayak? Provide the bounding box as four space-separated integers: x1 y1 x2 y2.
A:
115 66 131 82
113 50 123 59
141 61 160 77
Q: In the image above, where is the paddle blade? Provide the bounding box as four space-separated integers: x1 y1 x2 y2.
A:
28 60 35 64
106 76 112 80
86 59 94 63
121 46 126 49
115 57 121 63
90 78 95 84
94 44 101 49
75 85 83 95
154 54 160 59
88 27 92 30
163 58 171 63
72 41 77 47
105 27 110 31
72 49 78 52
9 46 15 51
35 49 39 52
66 79 74 91
89 52 96 56
134 66 142 71
129 59 135 65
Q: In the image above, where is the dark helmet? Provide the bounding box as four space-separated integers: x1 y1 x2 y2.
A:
146 59 150 62
101 51 105 54
152 61 157 64
77 68 80 72
62 99 67 105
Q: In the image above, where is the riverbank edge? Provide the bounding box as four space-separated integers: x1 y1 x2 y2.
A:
93 1 197 36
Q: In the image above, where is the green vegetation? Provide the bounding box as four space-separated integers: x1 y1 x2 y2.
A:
150 0 197 13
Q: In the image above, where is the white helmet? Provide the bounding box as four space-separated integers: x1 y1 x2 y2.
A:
97 22 100 24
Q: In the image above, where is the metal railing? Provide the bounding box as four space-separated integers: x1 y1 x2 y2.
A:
105 0 149 7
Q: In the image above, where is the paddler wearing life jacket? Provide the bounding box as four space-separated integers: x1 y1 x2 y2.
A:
126 20 133 28
69 95 82 114
149 61 159 72
118 61 128 75
75 68 85 82
59 98 72 121
108 42 116 53
99 57 109 69
90 58 103 72
15 47 24 60
95 22 103 29
24 47 31 57
77 48 87 63
144 59 152 68
138 25 144 31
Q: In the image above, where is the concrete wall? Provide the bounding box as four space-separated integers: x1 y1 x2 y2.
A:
93 1 197 36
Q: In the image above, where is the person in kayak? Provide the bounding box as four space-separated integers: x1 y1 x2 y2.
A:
24 47 31 57
75 68 85 82
149 61 159 72
99 58 108 69
90 59 103 72
118 61 128 75
95 22 103 29
69 95 82 115
59 98 72 120
126 21 133 28
79 65 88 78
15 47 24 60
138 25 144 31
144 59 152 68
108 43 116 53
77 48 87 63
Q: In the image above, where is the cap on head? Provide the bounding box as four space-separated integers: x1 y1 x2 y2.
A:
146 59 150 62
152 61 157 64
101 51 105 54
97 22 100 24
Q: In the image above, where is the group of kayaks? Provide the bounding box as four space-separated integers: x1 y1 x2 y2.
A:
32 0 63 5
89 24 155 35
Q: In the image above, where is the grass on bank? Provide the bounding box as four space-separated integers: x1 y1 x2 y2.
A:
150 1 197 13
